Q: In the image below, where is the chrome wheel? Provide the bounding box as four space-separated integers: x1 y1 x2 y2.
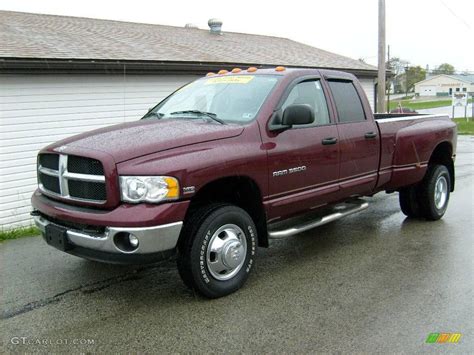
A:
206 224 247 281
434 175 448 210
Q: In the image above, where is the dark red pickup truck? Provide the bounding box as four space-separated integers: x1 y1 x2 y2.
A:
32 68 457 298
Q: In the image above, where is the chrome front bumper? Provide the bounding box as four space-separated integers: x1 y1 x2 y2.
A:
33 214 183 255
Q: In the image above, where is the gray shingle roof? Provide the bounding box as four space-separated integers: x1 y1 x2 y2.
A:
0 11 376 72
452 74 474 84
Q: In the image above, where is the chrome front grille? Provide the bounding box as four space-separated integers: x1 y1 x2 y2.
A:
38 154 106 203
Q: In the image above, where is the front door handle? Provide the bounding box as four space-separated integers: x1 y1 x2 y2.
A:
322 137 338 145
365 132 377 139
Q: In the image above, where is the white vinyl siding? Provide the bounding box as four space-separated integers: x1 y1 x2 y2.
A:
0 74 199 228
358 78 375 111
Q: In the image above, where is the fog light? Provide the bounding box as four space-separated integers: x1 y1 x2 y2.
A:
113 232 139 252
129 234 139 248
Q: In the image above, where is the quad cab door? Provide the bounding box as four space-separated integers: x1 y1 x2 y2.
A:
326 78 380 197
263 77 340 220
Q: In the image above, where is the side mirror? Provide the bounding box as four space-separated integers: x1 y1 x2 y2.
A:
282 104 314 126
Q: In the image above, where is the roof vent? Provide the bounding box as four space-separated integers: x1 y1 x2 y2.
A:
184 23 198 29
208 18 223 35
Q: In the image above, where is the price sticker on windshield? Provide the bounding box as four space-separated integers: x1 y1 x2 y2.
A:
205 76 254 85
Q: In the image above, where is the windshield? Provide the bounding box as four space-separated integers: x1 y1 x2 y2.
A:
144 75 280 124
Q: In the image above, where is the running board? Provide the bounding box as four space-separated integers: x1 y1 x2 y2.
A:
268 200 369 239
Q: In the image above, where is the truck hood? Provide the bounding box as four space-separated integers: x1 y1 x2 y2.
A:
47 119 244 163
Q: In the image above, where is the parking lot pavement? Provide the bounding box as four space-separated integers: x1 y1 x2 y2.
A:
1 136 473 353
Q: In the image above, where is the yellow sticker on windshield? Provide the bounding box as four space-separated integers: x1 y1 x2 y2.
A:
205 76 254 85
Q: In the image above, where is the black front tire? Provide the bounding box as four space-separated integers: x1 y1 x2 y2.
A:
177 204 257 298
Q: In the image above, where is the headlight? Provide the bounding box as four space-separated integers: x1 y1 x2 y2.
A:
119 176 179 203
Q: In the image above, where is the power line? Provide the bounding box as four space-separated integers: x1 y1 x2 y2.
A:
439 0 471 30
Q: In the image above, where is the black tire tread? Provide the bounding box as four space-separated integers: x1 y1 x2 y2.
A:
399 186 421 218
177 203 230 291
418 164 450 221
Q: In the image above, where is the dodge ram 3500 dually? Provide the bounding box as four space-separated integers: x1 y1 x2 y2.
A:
32 67 457 298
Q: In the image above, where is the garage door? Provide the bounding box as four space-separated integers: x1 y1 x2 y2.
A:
420 86 437 96
1 73 376 228
0 74 199 228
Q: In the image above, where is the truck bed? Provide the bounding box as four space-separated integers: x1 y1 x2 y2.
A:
374 113 421 120
374 113 456 191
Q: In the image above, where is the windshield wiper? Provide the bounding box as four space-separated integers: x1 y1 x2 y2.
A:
169 110 225 125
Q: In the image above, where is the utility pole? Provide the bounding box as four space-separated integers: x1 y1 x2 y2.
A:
405 65 409 98
387 44 390 112
377 0 386 113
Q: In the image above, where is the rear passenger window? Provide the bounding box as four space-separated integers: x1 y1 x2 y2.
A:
281 80 330 126
328 81 366 123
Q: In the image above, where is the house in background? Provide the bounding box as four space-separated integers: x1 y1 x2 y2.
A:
414 74 474 97
0 10 378 228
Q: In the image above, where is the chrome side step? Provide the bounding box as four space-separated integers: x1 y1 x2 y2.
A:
268 200 369 239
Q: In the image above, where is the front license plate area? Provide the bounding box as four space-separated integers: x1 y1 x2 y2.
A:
45 224 72 251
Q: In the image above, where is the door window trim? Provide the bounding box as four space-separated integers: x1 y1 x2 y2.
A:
326 79 369 124
272 75 336 129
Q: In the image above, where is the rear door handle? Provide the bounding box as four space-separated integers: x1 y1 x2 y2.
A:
365 132 377 139
322 137 338 145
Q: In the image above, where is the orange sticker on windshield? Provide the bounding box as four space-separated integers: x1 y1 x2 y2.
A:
205 76 254 85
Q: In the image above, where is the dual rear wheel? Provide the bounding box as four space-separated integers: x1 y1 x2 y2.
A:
399 164 451 220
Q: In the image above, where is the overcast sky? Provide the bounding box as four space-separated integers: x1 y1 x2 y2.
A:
2 0 473 72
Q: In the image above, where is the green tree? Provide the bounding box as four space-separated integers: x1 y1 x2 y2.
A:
404 66 426 93
433 63 455 75
387 57 410 93
387 57 409 76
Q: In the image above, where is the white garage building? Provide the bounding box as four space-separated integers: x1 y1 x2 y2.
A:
0 10 378 228
415 74 474 97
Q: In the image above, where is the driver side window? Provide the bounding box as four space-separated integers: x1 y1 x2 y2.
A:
281 80 330 126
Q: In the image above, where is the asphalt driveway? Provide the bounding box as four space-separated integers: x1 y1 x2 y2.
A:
1 136 473 353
